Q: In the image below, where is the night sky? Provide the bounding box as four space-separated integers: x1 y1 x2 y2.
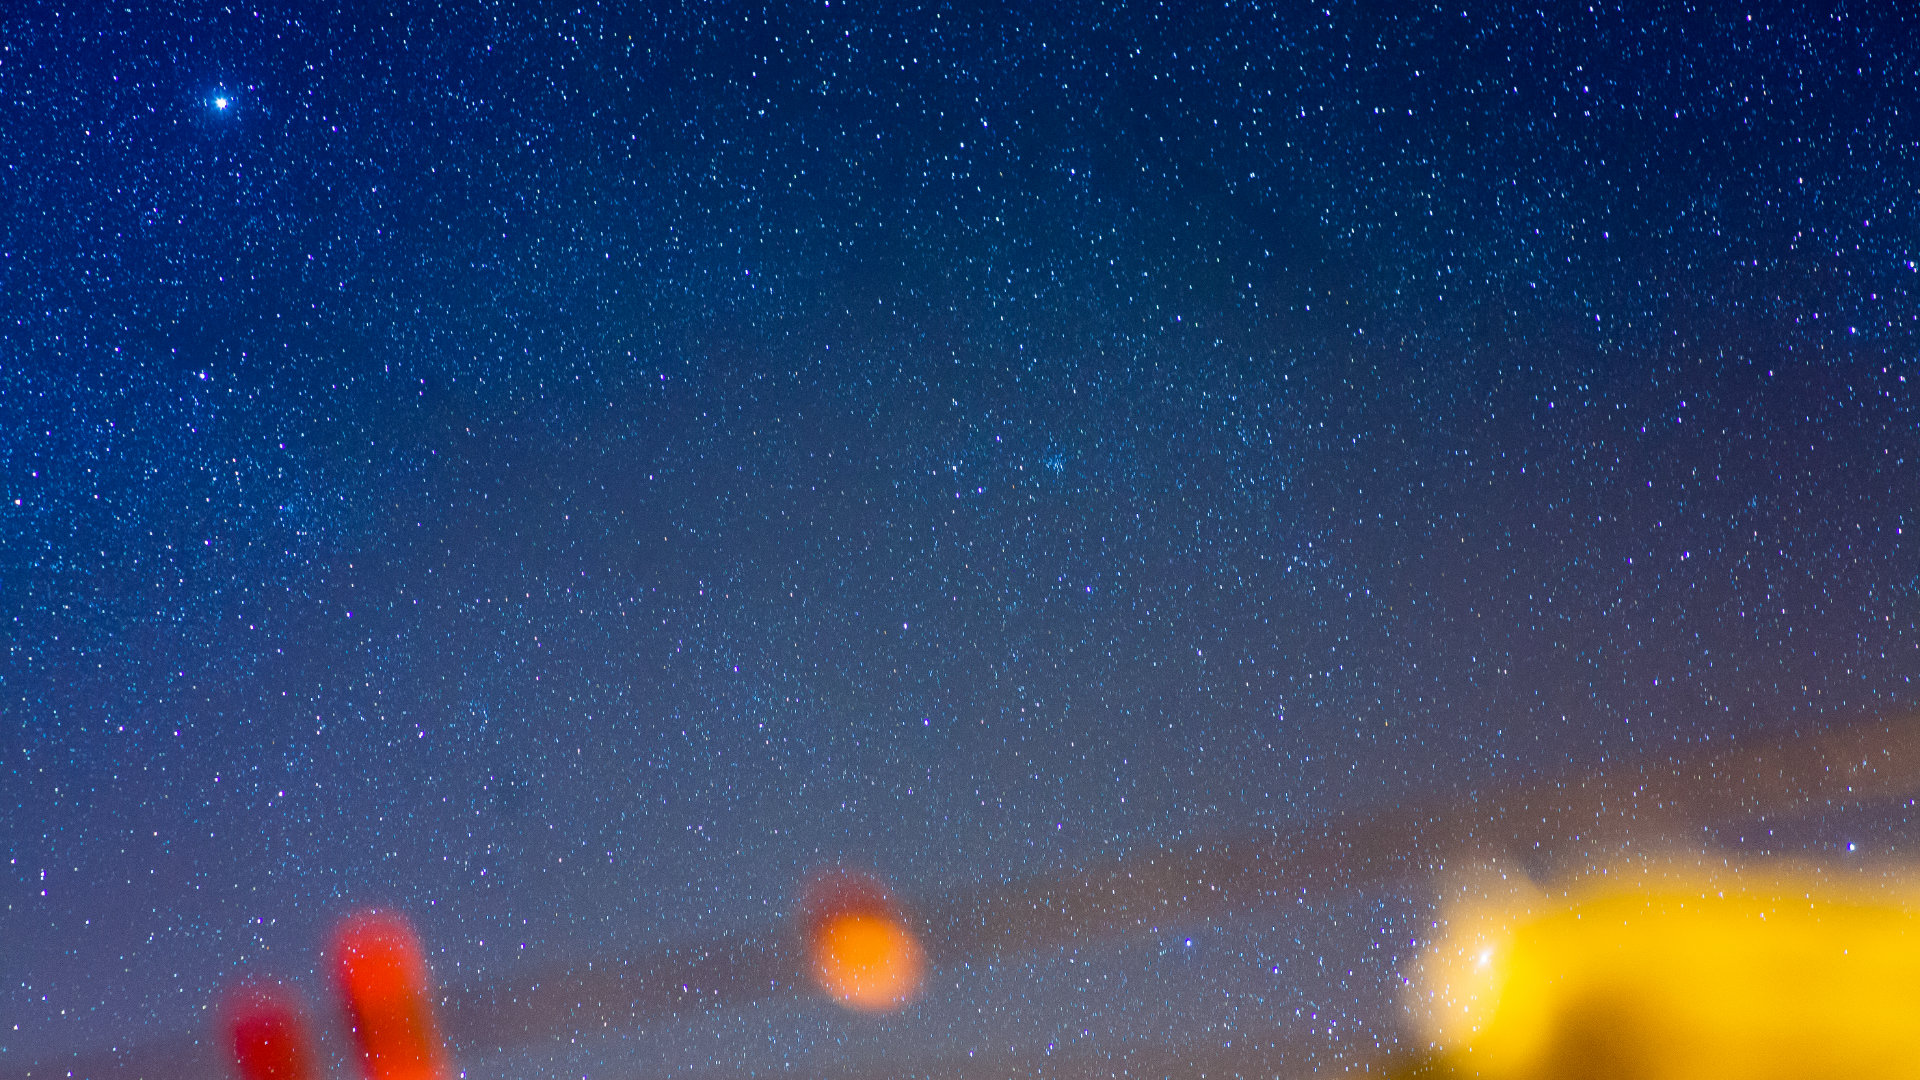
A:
5 2 1920 1078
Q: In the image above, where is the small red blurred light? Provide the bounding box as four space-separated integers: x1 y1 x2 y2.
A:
221 984 314 1080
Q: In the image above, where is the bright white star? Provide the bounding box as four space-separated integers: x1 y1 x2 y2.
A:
214 96 229 110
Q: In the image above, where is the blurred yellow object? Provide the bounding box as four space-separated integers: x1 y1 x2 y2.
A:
1404 863 1920 1079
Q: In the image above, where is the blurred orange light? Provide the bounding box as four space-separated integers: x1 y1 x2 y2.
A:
331 910 448 1080
801 870 925 1012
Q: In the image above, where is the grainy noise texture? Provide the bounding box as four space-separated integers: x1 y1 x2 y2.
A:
4 2 1919 1078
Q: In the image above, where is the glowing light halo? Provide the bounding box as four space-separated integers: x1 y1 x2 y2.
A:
1404 858 1543 1052
798 868 926 1012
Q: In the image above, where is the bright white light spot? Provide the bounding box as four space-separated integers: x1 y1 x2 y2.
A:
1477 948 1494 968
214 96 229 110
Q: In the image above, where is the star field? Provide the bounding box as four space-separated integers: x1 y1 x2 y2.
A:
4 2 1919 1078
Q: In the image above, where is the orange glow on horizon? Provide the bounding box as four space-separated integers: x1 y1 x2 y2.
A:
331 910 448 1080
801 870 926 1012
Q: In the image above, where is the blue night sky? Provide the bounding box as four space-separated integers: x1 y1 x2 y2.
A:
4 3 1918 1078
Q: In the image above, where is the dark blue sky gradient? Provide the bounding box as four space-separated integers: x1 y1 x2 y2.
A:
5 3 1919 1077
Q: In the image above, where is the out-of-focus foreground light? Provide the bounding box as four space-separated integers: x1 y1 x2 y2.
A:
221 984 315 1080
1404 861 1920 1080
331 910 449 1080
801 870 925 1012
